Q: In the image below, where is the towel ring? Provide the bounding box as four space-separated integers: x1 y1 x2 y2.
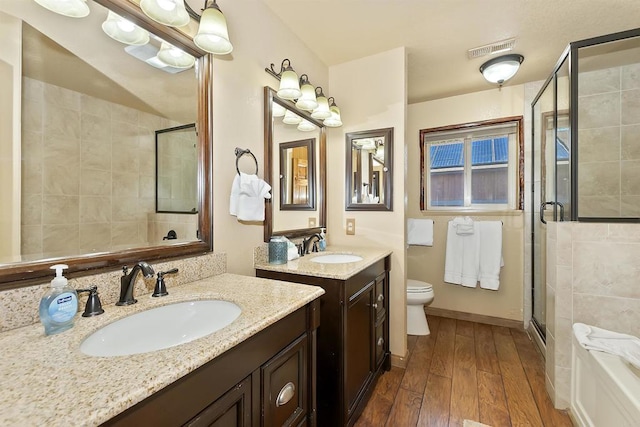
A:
235 147 258 175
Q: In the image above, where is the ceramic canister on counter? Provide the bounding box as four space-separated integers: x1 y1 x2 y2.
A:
268 236 288 264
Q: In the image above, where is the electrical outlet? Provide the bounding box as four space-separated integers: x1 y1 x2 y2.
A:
346 218 355 235
308 217 316 227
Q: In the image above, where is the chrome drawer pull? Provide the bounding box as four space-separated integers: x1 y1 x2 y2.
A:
378 337 384 347
372 303 378 309
276 382 295 407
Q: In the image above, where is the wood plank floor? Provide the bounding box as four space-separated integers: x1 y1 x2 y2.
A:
355 315 574 427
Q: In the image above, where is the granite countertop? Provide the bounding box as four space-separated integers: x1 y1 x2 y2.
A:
254 246 392 280
0 273 324 426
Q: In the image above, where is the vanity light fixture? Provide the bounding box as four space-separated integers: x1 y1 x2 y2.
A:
282 109 302 125
193 0 234 55
272 102 286 118
265 59 302 100
33 0 90 18
140 0 189 27
157 41 196 68
323 97 343 128
297 120 317 132
295 75 318 111
310 87 331 120
102 11 150 46
479 54 524 85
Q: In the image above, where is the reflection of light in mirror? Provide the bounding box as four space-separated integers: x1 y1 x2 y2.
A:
272 102 286 117
283 109 302 124
158 41 196 68
297 120 317 132
34 0 89 18
102 11 150 46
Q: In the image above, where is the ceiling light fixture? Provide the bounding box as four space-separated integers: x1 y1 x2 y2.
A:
33 0 90 18
193 0 233 55
157 41 196 68
102 11 150 45
140 0 189 27
479 54 524 86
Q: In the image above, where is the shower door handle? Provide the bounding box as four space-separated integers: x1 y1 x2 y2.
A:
540 201 564 224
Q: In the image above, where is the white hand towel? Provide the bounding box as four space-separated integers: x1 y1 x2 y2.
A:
407 218 434 246
453 216 475 235
478 221 503 290
573 323 640 369
229 173 241 216
444 220 479 287
236 173 272 222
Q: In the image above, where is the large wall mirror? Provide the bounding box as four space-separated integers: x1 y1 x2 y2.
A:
346 127 393 211
0 0 212 288
264 87 326 242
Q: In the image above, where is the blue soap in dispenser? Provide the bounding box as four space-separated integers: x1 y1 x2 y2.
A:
39 264 78 336
319 228 327 251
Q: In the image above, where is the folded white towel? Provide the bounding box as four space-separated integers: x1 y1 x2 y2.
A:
573 323 640 369
229 173 241 216
478 221 503 290
407 218 434 246
233 173 272 222
453 216 475 235
444 220 479 287
287 246 299 261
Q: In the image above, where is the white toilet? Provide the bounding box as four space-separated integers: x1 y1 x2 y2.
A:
406 279 434 335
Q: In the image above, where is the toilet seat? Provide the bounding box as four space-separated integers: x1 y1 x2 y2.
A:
407 279 432 293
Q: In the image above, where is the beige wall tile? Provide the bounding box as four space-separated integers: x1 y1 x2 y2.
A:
43 136 80 195
546 333 556 384
555 317 572 369
80 94 111 118
81 137 111 171
554 366 571 409
571 222 608 241
578 196 621 217
81 112 111 142
620 196 640 217
22 130 43 161
621 124 640 160
21 159 43 196
111 221 144 246
44 84 80 111
556 265 572 320
79 223 111 253
80 169 111 196
574 294 638 336
43 195 79 225
80 196 112 223
578 92 620 129
42 224 79 256
112 172 139 198
546 284 556 336
622 63 640 90
21 225 42 256
21 97 42 132
556 223 572 267
110 103 140 125
44 106 80 139
608 224 640 243
578 68 620 96
578 127 620 162
22 77 43 103
622 89 640 125
21 194 42 226
139 175 155 199
621 160 640 195
578 161 620 196
112 197 141 222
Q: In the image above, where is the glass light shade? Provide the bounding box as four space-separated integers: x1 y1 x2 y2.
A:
140 0 189 27
194 2 233 55
157 42 195 68
282 110 302 125
311 95 331 120
297 120 316 132
324 105 343 127
102 11 149 46
34 0 89 18
272 102 286 118
480 54 524 84
295 82 318 111
277 69 301 100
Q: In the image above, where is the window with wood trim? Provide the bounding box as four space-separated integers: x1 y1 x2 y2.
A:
420 117 524 211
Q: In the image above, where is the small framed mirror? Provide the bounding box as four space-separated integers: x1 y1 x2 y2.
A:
346 127 393 211
156 124 198 214
279 138 316 210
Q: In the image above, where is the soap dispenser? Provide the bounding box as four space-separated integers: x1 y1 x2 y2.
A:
39 264 79 336
319 228 327 251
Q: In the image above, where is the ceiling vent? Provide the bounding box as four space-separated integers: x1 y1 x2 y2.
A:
467 38 516 59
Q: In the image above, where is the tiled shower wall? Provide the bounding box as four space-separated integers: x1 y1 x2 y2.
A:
545 221 640 408
578 62 640 217
20 77 184 258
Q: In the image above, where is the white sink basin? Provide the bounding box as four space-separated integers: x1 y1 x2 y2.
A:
80 300 241 357
310 254 363 264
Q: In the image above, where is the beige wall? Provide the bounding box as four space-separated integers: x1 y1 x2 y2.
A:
407 86 526 322
327 47 408 359
546 222 640 408
212 0 328 276
0 12 21 261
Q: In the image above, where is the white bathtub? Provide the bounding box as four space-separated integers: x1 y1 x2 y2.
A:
571 333 640 426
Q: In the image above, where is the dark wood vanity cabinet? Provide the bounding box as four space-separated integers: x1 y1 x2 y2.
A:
103 299 320 427
256 256 391 426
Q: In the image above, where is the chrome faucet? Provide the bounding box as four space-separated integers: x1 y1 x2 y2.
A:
302 234 322 255
116 262 155 306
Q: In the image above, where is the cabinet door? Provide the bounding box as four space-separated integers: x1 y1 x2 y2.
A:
186 376 252 427
345 280 374 417
262 334 308 427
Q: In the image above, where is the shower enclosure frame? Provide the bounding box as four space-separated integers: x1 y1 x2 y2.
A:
530 27 640 342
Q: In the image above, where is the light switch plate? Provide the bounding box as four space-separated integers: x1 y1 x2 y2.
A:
346 218 355 235
308 217 316 227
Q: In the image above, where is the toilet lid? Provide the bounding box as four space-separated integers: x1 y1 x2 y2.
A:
407 279 432 292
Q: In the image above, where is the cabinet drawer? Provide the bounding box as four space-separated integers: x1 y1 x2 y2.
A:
374 319 385 369
186 376 252 427
373 273 386 319
262 334 308 427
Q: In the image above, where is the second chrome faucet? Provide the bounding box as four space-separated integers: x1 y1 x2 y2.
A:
116 261 155 306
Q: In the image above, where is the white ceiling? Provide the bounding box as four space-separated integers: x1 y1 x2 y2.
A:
260 0 640 104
